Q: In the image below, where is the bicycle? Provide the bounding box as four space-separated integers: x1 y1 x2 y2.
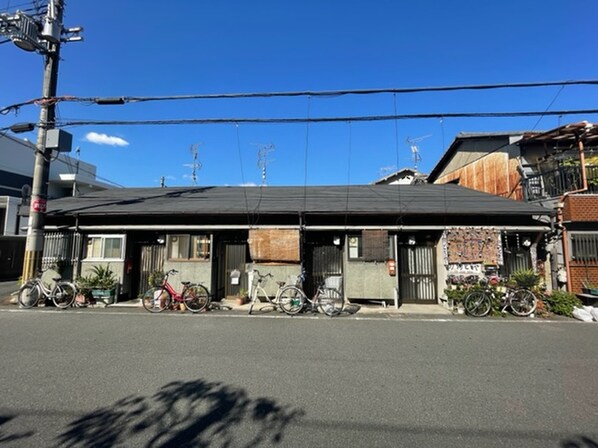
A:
462 278 537 317
276 272 345 317
247 269 295 315
18 270 77 309
141 269 210 313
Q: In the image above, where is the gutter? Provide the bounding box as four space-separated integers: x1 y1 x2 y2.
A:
45 224 551 232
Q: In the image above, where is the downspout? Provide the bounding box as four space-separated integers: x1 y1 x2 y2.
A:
558 130 590 292
73 215 82 280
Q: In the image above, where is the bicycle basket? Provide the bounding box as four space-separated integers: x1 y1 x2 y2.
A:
252 274 267 288
287 275 301 287
324 276 342 290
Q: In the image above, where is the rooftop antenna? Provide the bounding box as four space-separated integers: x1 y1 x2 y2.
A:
189 143 203 186
406 135 431 170
256 143 275 186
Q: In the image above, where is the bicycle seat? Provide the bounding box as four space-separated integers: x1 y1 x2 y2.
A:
276 281 286 287
181 281 191 286
52 276 62 282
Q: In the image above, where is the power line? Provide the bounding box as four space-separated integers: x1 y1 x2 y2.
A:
41 108 598 129
66 79 598 103
2 79 598 115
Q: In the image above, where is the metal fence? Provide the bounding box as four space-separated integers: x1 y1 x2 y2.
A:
523 165 598 201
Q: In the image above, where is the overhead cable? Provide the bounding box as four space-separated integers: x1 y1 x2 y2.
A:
51 109 598 128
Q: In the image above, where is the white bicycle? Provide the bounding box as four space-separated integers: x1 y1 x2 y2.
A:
18 270 77 309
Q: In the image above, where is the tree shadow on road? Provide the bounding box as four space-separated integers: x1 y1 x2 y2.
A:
0 415 35 445
56 378 304 447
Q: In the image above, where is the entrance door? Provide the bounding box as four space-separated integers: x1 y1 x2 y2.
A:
304 234 343 298
137 243 165 296
222 243 248 298
399 245 437 303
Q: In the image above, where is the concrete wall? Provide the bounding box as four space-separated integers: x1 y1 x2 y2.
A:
249 264 302 298
345 259 396 300
163 260 213 292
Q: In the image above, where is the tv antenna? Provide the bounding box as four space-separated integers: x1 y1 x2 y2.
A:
189 143 203 186
256 143 275 186
406 135 431 170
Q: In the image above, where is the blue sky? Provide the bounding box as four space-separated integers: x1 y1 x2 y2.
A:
2 0 598 188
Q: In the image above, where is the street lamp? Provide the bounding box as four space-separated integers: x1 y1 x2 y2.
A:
0 0 83 281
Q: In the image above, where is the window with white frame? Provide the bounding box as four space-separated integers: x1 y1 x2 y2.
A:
167 234 211 260
85 235 125 260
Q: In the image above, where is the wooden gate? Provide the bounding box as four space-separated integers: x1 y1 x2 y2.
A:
399 245 437 303
138 244 165 295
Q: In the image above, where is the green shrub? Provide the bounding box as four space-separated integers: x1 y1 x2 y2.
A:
510 269 542 289
444 287 466 305
543 290 581 317
148 270 165 287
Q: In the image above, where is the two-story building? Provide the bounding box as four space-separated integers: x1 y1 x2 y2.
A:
427 121 598 294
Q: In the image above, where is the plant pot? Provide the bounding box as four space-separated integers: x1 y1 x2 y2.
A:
91 288 116 305
236 296 248 306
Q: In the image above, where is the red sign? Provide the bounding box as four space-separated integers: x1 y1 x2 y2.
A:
32 199 47 213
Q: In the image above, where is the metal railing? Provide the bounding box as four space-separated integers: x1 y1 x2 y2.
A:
522 165 598 201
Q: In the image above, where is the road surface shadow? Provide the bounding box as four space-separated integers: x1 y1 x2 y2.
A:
0 415 34 445
56 378 304 447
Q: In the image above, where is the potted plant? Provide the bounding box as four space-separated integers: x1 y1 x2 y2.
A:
510 269 541 289
86 265 119 304
236 288 249 306
148 270 165 288
582 280 598 296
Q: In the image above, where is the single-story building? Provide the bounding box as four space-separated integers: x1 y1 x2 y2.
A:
42 184 553 307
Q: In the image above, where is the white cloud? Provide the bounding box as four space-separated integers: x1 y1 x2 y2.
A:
84 132 129 147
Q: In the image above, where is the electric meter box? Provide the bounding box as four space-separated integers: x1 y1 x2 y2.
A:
45 129 73 152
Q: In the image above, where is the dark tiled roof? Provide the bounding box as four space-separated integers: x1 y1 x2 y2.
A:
47 184 552 217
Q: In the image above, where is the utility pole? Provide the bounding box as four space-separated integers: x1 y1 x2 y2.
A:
257 144 275 186
1 0 83 280
23 0 63 281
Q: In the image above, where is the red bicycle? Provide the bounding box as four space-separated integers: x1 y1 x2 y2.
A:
141 269 210 313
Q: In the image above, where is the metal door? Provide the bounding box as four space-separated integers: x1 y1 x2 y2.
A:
399 245 437 303
305 236 343 298
223 243 248 298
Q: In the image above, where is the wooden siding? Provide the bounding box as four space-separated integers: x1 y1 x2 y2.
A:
435 153 524 200
248 229 300 263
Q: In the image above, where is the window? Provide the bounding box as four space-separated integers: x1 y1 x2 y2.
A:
167 234 211 260
348 231 389 261
85 235 124 260
571 232 598 262
348 236 363 260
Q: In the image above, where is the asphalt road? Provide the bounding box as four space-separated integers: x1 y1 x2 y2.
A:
0 308 596 447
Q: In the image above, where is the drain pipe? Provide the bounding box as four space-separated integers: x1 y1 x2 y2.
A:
557 127 590 292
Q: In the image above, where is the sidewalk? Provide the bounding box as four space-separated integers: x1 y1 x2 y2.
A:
108 297 454 316
0 279 454 316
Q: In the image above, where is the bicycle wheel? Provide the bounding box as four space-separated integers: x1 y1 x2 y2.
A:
509 289 537 317
277 286 304 315
18 281 41 309
183 284 210 313
463 291 491 317
52 282 77 309
141 287 171 313
317 287 344 317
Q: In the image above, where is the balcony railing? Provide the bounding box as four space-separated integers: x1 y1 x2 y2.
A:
522 165 598 201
